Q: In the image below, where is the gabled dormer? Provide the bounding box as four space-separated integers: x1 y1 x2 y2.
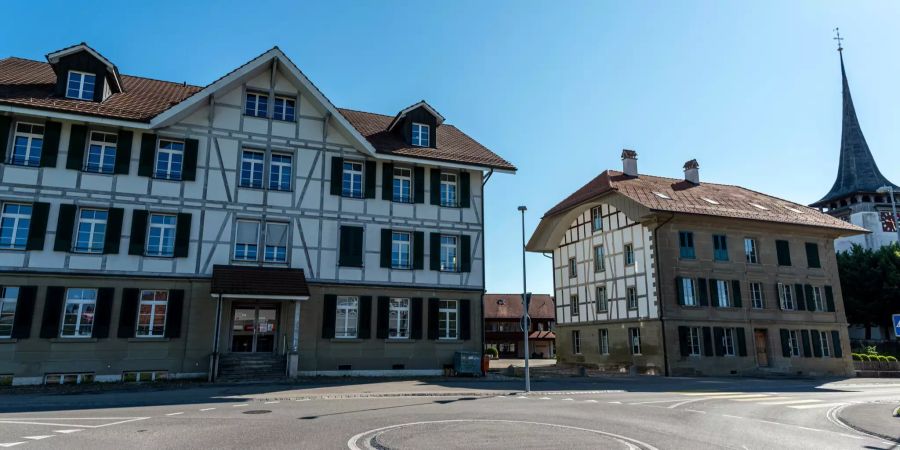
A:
46 43 124 102
386 101 444 148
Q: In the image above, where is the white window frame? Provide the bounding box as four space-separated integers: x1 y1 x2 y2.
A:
820 331 831 357
595 286 607 313
788 330 801 357
10 122 44 167
438 299 459 340
73 208 108 253
411 122 430 147
572 330 581 354
439 172 458 207
136 290 168 338
593 245 605 273
263 221 289 263
388 297 410 339
590 206 603 231
335 296 359 339
391 231 412 269
0 203 32 250
245 92 268 117
716 280 730 307
778 283 795 310
342 161 364 198
60 288 97 338
85 131 117 174
155 139 184 180
750 282 764 309
812 286 825 312
723 328 736 356
624 243 635 265
598 328 609 355
744 238 759 264
273 96 296 121
0 287 18 338
66 70 95 100
240 149 265 189
570 294 579 317
626 286 638 310
682 278 697 306
630 328 642 355
146 213 177 257
568 257 576 278
439 235 458 272
392 166 412 203
688 327 702 356
233 219 261 261
269 153 293 191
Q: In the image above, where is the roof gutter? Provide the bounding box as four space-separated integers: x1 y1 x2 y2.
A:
0 105 151 129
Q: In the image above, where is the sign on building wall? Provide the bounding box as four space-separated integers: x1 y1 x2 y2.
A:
879 212 900 232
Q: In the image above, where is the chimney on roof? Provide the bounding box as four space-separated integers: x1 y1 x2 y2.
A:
683 159 700 184
621 149 638 177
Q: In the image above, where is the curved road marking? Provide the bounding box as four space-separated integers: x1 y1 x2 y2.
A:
347 419 659 450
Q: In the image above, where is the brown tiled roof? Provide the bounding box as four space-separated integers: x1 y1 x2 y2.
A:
544 170 866 233
0 57 201 122
338 108 516 171
528 331 556 340
211 265 310 297
483 294 555 320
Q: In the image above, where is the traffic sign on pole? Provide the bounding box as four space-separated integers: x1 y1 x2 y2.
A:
893 314 900 338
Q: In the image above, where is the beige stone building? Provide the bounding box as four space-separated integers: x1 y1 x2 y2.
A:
527 151 865 377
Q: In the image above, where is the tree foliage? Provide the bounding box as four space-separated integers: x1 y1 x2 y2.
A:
837 243 900 335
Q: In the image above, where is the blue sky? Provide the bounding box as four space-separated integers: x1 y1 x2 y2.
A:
4 1 900 295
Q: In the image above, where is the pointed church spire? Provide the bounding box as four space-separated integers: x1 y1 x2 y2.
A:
813 30 898 207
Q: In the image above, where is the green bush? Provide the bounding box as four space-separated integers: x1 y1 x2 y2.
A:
886 356 898 362
484 347 499 359
851 353 862 361
858 354 870 361
866 345 879 355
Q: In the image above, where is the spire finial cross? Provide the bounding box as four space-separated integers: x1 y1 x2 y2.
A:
834 27 844 52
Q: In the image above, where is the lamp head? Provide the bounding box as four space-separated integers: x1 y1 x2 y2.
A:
876 186 893 194
517 206 527 212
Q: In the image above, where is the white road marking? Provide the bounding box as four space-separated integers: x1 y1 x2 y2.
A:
539 397 551 400
516 396 528 399
264 401 280 404
22 436 53 440
758 399 821 406
630 399 686 405
199 408 215 411
608 401 622 404
584 400 598 403
721 414 743 419
698 394 771 400
732 396 792 402
678 392 743 396
0 418 147 428
838 434 864 440
0 443 25 448
165 412 184 416
232 404 248 407
684 409 706 414
52 430 82 434
788 402 848 410
561 398 574 401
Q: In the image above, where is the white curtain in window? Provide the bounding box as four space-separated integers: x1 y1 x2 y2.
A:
236 221 259 244
265 223 288 246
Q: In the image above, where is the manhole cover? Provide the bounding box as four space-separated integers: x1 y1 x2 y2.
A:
243 410 271 415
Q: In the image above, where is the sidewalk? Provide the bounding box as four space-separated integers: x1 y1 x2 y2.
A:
837 402 900 443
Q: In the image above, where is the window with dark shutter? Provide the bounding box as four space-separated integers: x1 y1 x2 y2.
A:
54 204 77 252
0 116 11 163
800 330 812 357
379 228 392 269
713 327 724 356
676 277 685 306
804 285 815 311
460 235 472 273
697 278 708 306
39 286 65 339
137 133 157 177
708 279 719 308
355 296 371 339
364 161 376 199
381 163 394 201
11 286 37 339
678 326 690 357
329 157 343 196
128 210 149 255
92 287 114 338
459 172 471 208
339 226 364 267
459 300 471 340
182 138 199 181
413 167 425 204
824 286 835 312
780 329 791 357
702 327 713 356
427 297 439 340
830 330 842 358
775 240 791 266
811 330 822 357
66 124 88 170
376 296 390 339
322 295 337 338
429 169 441 205
103 208 124 254
164 289 184 338
736 328 747 356
118 288 140 338
805 243 821 268
25 202 50 251
41 121 62 167
794 284 806 311
410 297 423 339
173 213 192 257
114 130 133 174
429 233 441 270
413 231 424 270
731 280 742 308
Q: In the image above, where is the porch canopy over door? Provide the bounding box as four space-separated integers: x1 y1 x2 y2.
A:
211 264 310 301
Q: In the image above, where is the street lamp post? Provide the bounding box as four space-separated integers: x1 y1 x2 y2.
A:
518 205 531 393
877 186 900 243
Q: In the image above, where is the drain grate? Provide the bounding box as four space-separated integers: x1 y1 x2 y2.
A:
242 410 271 415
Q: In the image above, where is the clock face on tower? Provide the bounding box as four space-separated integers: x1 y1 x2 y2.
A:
880 211 900 232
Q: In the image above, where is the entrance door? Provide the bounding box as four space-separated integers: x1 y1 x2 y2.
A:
231 305 278 353
754 329 769 367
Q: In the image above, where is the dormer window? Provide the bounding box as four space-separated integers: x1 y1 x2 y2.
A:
245 92 268 118
411 123 430 147
66 71 95 100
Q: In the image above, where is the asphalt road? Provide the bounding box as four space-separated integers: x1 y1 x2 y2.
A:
0 377 898 449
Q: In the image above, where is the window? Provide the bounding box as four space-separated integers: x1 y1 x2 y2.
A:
723 328 736 356
269 154 292 191
629 328 642 355
0 203 31 250
74 209 107 253
819 331 831 357
750 282 764 309
155 140 184 180
744 238 759 264
788 330 801 357
391 231 411 269
688 327 702 356
568 258 577 278
572 330 581 354
440 235 458 272
776 240 792 266
389 298 410 339
679 231 695 259
598 328 609 355
123 371 167 383
805 243 821 268
146 214 177 257
66 71 95 100
61 288 97 338
778 283 795 310
591 206 603 231
234 220 259 261
0 287 18 338
136 290 168 337
591 245 605 273
45 373 94 385
392 167 412 203
438 300 458 340
626 287 638 310
240 150 264 188
570 294 579 317
624 244 635 265
11 122 44 166
682 278 697 306
411 122 430 147
595 286 607 313
342 161 363 198
264 222 288 263
273 96 295 121
335 296 359 338
713 235 728 261
715 280 730 307
811 286 825 312
85 131 117 174
245 92 268 117
440 172 458 207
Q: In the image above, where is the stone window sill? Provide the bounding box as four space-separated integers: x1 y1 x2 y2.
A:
0 338 18 344
128 337 170 343
436 339 463 344
331 338 363 343
385 338 417 343
50 337 98 343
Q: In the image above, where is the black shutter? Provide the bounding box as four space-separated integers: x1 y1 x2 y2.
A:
25 202 50 251
805 243 820 268
676 277 684 306
173 213 192 257
800 330 812 357
10 286 37 339
709 279 719 307
92 287 114 338
460 235 472 273
824 286 835 312
103 208 124 254
413 167 425 204
114 130 133 174
382 163 394 201
0 116 10 162
413 231 424 270
380 228 392 268
678 326 689 357
831 330 842 358
66 124 88 170
811 330 822 357
794 284 806 311
780 329 791 357
322 295 337 339
376 296 390 339
736 328 747 357
411 297 423 339
39 286 65 339
53 204 77 252
430 233 441 270
804 285 815 311
364 161 376 199
731 280 742 308
702 327 713 356
776 240 791 266
459 171 471 208
697 278 708 306
165 289 184 338
118 288 140 338
182 138 198 181
128 210 149 255
775 283 783 310
138 133 157 177
460 299 471 340
41 121 62 167
713 327 724 356
329 157 343 196
429 169 441 205
358 296 372 339
427 297 439 340
339 226 364 268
